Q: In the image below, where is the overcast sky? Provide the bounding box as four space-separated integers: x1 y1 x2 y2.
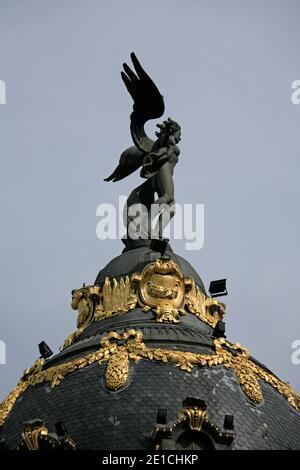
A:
0 0 300 401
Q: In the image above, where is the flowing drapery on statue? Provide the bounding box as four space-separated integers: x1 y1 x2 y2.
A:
104 53 181 241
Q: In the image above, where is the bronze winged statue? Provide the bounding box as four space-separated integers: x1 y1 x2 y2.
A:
105 52 181 241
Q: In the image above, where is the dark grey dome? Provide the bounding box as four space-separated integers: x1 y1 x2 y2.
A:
1 243 300 451
1 308 300 450
95 241 206 293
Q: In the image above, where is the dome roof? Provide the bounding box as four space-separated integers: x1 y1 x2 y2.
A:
95 240 206 293
0 245 299 450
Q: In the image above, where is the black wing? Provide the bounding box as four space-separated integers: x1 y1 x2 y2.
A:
104 145 144 182
121 52 165 154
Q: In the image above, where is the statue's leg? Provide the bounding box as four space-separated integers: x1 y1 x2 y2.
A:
152 163 176 239
124 179 155 240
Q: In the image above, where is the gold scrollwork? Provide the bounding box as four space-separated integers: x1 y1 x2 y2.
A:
21 421 49 450
1 330 299 428
63 259 227 348
16 420 77 450
184 278 226 327
181 406 208 432
214 338 300 409
95 276 137 321
101 330 143 391
132 258 187 324
63 286 101 349
105 350 129 391
63 278 137 349
153 400 235 449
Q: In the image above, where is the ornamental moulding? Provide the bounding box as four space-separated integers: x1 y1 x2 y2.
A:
63 257 226 349
1 330 299 428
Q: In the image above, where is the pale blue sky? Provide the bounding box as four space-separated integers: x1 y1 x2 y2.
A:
0 0 300 400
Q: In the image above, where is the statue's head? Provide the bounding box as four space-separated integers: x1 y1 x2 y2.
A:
156 118 181 144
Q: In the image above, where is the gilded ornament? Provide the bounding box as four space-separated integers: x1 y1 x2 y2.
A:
95 276 137 321
105 350 129 390
63 286 101 349
15 420 77 450
21 420 48 450
3 330 299 428
102 330 142 391
181 406 208 432
63 278 137 349
153 399 235 449
63 259 228 350
132 258 186 323
184 278 225 327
